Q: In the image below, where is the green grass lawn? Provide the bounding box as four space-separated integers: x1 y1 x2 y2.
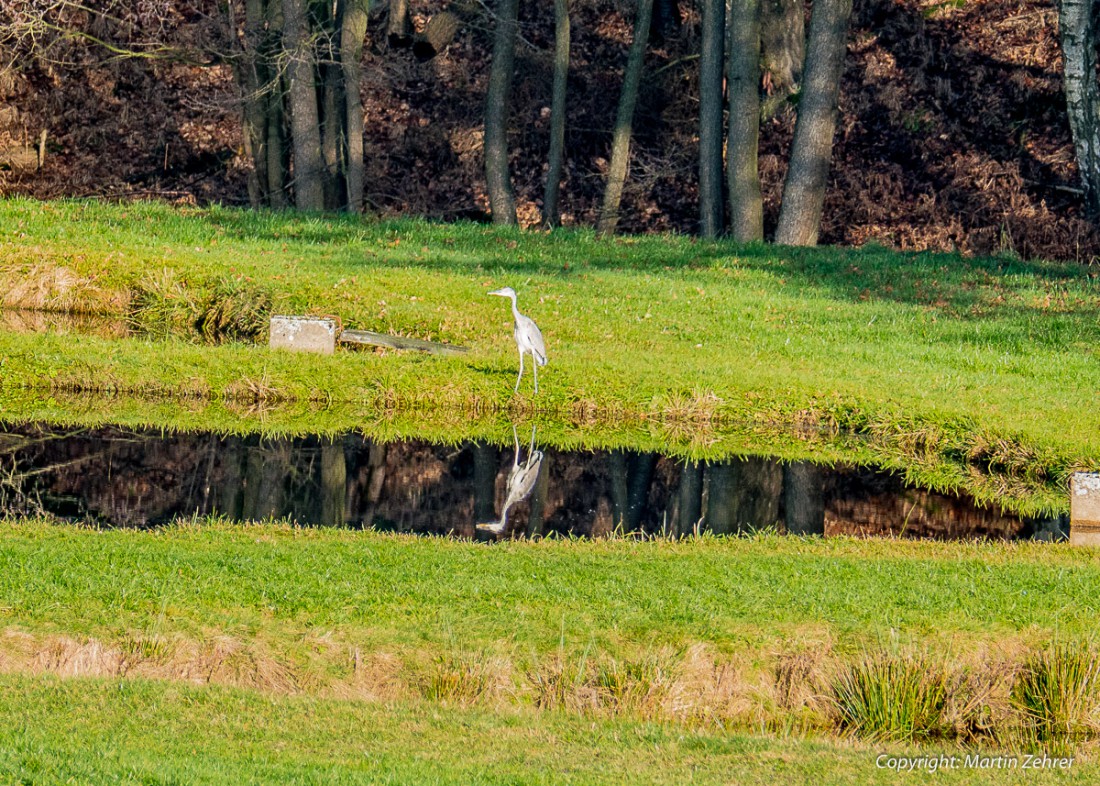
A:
1 673 1093 785
3 520 1099 653
1 520 1099 783
0 197 1096 515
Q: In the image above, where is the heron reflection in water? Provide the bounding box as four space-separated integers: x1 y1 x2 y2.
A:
476 425 544 536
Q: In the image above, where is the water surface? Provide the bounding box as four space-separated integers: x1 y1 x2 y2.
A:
0 423 1065 541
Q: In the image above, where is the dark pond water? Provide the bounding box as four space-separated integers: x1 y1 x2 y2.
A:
0 423 1067 541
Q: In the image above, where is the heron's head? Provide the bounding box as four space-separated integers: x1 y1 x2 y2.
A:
488 286 516 299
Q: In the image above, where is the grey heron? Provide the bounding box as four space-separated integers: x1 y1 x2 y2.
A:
489 286 547 394
476 426 544 535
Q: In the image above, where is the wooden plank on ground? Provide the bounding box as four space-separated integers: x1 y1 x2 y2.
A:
339 329 469 355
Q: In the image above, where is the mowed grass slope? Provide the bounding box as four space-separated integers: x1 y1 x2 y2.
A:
0 674 1093 785
0 198 1097 513
2 520 1098 665
2 521 1100 783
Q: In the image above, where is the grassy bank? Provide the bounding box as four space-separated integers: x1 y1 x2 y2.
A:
1 673 1094 785
3 519 1100 751
0 198 1097 514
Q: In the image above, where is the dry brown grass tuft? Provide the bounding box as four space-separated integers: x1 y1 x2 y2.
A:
1 263 114 312
415 649 511 707
773 643 831 716
651 390 723 447
665 644 768 728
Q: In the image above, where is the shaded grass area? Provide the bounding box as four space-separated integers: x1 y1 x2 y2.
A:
5 673 1092 786
0 198 1098 514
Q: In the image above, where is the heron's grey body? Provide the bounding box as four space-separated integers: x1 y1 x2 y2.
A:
477 426 544 535
489 286 547 393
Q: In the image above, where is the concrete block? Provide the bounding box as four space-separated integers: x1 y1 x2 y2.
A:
269 315 337 355
1070 472 1100 546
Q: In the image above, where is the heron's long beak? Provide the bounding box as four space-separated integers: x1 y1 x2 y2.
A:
488 288 508 297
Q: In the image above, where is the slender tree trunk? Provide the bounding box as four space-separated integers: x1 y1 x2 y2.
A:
484 0 520 226
265 86 290 207
387 0 413 48
218 435 245 519
627 452 657 532
321 59 345 209
320 436 348 527
774 0 851 246
596 0 654 236
677 459 704 535
283 0 326 210
341 0 369 213
231 0 269 207
609 450 629 530
698 0 725 237
473 443 500 523
263 0 289 207
760 0 805 119
783 461 824 535
726 0 764 240
608 449 657 532
704 461 736 534
651 0 681 43
1058 0 1100 215
542 0 571 228
707 457 782 532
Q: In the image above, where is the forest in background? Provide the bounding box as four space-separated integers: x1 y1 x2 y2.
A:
1 0 1099 262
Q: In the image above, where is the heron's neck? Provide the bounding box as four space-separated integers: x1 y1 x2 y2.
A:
508 295 521 321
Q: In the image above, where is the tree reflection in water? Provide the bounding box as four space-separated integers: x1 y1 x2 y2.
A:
0 423 1064 541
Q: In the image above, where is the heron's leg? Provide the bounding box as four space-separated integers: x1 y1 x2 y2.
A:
515 351 524 393
533 357 539 394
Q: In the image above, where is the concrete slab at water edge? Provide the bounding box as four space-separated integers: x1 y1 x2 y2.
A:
1070 473 1100 546
269 316 337 355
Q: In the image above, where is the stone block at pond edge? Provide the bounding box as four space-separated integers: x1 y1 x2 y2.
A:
269 316 337 355
1070 472 1100 547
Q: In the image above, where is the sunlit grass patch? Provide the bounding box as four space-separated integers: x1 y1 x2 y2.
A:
0 198 1097 515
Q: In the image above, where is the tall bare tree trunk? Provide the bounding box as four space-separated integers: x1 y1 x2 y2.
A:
596 0 654 236
774 0 851 246
760 0 805 118
265 86 290 207
726 0 764 240
705 457 782 532
473 443 500 523
608 450 657 532
231 0 269 207
485 0 520 226
321 58 345 209
387 0 413 48
1058 0 1100 215
341 0 369 213
320 437 347 527
283 0 325 211
542 0 571 228
698 0 725 237
677 459 704 535
783 461 824 535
